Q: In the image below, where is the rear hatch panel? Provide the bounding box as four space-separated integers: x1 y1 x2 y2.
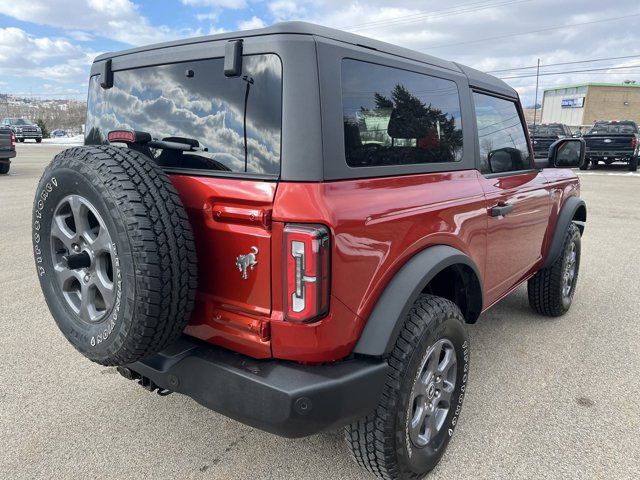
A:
170 174 276 358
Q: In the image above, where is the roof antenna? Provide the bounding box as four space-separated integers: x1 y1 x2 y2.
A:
242 75 254 172
533 58 540 129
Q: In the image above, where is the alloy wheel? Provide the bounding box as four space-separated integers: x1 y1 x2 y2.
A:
50 194 116 323
408 338 457 448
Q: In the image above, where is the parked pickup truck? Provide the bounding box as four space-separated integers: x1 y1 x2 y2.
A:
582 120 639 171
0 127 16 174
528 123 573 158
31 22 588 480
1 117 42 143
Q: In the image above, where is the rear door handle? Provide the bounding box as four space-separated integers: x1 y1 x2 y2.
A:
490 203 514 217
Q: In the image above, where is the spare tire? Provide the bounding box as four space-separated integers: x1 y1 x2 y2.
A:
32 145 197 366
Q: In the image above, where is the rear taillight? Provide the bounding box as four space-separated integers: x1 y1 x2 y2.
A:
631 137 638 149
283 224 330 322
10 133 15 147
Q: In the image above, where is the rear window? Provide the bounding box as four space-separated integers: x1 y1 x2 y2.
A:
86 55 282 176
341 59 463 168
588 122 638 134
529 124 565 136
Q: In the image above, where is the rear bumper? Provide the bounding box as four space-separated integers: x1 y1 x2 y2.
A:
123 336 387 438
586 150 635 158
0 150 15 161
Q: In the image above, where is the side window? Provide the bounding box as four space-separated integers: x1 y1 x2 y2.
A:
342 59 463 167
473 92 531 174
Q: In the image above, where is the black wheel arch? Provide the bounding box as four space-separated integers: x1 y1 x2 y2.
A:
353 245 483 357
542 196 586 269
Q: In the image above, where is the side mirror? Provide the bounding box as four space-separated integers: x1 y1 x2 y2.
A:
487 147 522 173
548 138 585 168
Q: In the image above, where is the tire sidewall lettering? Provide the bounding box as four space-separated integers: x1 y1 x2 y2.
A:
91 242 121 348
33 176 57 277
448 339 469 437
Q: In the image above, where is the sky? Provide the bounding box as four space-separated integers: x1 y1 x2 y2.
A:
1 0 640 106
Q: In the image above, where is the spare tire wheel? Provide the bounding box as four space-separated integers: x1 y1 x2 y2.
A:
32 145 197 366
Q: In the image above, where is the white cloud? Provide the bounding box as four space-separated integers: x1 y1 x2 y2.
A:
0 28 82 65
0 27 97 88
67 31 94 42
196 12 220 21
268 0 303 20
181 0 246 9
238 16 267 31
208 26 228 35
2 0 199 46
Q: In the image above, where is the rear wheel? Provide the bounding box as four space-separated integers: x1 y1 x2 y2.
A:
629 156 638 172
0 163 9 174
579 158 589 170
528 223 581 317
345 295 469 480
590 159 598 169
36 138 42 143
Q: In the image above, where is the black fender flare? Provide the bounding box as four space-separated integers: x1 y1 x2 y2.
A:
353 245 482 357
542 196 586 269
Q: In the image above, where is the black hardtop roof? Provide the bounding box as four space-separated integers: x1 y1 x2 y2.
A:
94 21 515 97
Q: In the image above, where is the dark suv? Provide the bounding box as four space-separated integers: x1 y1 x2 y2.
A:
32 22 586 479
528 123 573 158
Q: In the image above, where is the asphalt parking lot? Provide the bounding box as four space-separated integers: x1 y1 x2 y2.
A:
1 144 639 480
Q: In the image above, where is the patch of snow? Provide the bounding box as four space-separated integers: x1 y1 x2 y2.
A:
42 135 84 145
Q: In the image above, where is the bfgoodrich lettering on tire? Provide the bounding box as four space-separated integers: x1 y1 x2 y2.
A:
32 145 197 366
345 294 469 480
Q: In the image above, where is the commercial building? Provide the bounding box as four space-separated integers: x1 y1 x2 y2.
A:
540 82 640 131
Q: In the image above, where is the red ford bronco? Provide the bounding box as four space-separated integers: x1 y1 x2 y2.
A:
32 22 587 479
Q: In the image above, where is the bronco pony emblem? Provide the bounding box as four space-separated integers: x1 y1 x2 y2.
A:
235 247 259 280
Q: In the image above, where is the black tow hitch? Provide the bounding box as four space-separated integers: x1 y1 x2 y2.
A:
116 366 173 396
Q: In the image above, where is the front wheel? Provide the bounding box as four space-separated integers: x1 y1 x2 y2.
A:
528 223 581 316
345 295 469 479
579 158 589 170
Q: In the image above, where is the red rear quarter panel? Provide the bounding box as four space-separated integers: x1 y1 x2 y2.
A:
271 170 487 362
170 168 578 363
